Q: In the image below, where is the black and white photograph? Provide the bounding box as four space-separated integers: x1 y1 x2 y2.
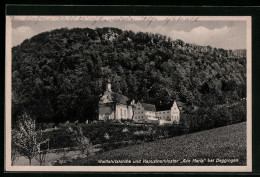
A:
5 16 252 172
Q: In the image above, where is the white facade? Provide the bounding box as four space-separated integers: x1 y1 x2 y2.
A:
156 101 180 124
171 101 180 123
99 82 181 124
132 102 145 121
144 110 157 120
99 81 132 120
116 104 128 119
156 110 171 121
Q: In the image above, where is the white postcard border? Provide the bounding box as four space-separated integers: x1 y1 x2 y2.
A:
5 16 252 172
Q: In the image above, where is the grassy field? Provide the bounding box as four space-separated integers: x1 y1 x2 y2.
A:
67 122 247 166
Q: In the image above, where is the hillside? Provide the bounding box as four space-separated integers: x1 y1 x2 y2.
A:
12 27 246 123
68 122 247 166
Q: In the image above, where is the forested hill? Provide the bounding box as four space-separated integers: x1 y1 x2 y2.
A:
12 27 246 123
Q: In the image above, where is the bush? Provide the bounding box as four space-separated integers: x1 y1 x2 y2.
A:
43 129 75 149
182 101 246 134
64 121 95 157
43 121 188 152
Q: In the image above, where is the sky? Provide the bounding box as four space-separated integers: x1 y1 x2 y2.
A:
12 18 247 50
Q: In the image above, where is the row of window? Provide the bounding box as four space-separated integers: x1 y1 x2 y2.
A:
134 115 179 120
119 109 178 117
157 116 170 119
120 109 127 117
157 111 170 114
135 116 144 119
136 111 143 114
157 115 179 119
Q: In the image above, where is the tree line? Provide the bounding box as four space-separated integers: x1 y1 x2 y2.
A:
12 27 246 124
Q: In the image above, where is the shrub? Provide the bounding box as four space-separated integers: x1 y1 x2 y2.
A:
65 121 95 157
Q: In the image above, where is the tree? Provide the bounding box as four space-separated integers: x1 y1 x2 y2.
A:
34 130 50 166
12 27 246 125
13 113 49 165
65 121 94 157
11 130 20 166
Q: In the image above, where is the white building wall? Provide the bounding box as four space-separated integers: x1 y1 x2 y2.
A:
144 111 156 119
116 104 128 119
156 110 171 121
133 102 145 121
171 101 180 123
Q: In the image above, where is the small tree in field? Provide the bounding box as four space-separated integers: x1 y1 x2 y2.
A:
34 130 50 166
65 121 94 158
55 147 71 164
13 113 49 166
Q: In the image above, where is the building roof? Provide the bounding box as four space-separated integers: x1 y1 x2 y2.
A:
156 104 172 112
142 103 156 112
111 92 129 105
176 101 185 107
100 90 129 105
156 101 184 111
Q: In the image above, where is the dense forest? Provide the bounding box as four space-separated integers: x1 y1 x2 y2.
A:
12 27 246 124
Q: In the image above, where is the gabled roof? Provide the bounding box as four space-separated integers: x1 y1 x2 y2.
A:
176 101 185 107
99 91 129 105
142 103 156 112
156 101 184 111
111 92 129 105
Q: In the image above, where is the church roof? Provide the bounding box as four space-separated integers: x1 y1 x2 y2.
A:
110 92 129 105
142 103 156 112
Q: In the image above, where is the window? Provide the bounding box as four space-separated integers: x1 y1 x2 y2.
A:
120 109 122 116
141 116 143 118
167 111 169 113
124 110 126 117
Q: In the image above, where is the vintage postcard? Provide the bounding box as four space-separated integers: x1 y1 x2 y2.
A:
5 16 252 172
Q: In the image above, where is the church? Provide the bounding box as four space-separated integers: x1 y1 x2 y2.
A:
98 81 182 124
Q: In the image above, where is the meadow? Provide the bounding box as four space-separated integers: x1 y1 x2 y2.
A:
58 122 246 166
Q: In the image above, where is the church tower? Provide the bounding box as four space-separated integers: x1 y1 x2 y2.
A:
106 79 112 92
